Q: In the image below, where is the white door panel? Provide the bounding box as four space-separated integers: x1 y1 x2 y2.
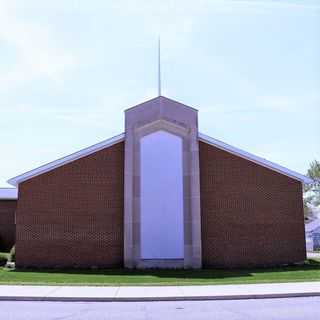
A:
140 130 184 259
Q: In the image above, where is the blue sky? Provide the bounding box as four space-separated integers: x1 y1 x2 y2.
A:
0 0 319 187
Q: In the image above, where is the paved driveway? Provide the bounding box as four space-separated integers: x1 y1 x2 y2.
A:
1 297 319 320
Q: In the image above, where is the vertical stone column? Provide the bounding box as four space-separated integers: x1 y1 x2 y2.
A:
190 126 202 268
124 125 134 268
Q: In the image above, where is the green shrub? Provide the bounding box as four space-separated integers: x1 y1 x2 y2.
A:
0 252 9 266
8 245 15 263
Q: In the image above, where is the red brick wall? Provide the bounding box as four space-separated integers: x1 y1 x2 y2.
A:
199 141 306 268
0 200 16 252
16 142 124 268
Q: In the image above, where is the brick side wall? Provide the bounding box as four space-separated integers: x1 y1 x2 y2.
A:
16 142 124 268
0 200 16 252
199 141 306 268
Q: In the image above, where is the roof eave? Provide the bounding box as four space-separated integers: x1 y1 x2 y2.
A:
0 188 18 200
7 131 312 187
7 133 125 187
198 133 312 184
0 197 18 200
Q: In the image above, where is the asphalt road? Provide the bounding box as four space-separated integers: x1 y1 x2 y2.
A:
1 297 319 320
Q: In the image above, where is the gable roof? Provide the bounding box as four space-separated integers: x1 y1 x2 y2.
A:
7 133 125 187
199 133 312 184
7 132 312 187
0 188 18 200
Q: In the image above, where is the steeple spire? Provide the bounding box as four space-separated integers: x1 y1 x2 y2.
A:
158 36 161 96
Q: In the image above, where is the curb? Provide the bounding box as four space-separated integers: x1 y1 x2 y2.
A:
1 292 320 302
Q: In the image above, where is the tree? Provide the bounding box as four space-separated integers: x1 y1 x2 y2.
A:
304 160 320 219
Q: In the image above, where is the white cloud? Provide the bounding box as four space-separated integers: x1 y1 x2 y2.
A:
0 1 78 89
107 0 320 20
258 93 320 112
229 0 320 11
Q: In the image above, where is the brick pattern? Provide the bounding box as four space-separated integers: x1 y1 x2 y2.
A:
199 141 306 268
16 142 124 268
0 200 16 251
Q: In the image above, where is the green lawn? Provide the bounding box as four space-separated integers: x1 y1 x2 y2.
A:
0 259 319 286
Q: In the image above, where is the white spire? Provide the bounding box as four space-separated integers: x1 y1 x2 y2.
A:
158 36 161 96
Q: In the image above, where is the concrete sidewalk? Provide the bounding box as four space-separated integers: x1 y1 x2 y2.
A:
0 282 320 302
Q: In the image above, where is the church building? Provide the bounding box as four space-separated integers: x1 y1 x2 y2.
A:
6 96 311 269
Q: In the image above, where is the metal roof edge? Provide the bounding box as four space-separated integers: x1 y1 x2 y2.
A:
7 130 312 186
7 133 125 187
0 188 18 200
198 132 312 184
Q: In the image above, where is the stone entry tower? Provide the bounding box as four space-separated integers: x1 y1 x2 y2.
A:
124 96 202 268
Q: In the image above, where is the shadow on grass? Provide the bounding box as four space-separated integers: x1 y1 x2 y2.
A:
8 259 320 281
